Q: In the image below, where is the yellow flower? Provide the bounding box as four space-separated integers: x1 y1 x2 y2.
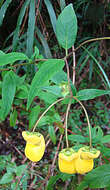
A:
58 148 78 174
75 146 100 174
22 131 42 144
75 156 94 174
79 146 100 159
22 131 45 162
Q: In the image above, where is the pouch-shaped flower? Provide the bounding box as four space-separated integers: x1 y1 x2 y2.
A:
79 146 100 160
58 148 78 174
22 131 42 144
22 131 45 162
76 146 100 174
75 156 94 174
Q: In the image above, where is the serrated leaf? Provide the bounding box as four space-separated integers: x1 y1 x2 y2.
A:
2 71 16 119
56 4 77 49
0 172 13 184
27 59 65 109
77 89 110 101
48 125 56 144
0 0 12 26
0 52 29 66
83 164 110 188
29 105 40 130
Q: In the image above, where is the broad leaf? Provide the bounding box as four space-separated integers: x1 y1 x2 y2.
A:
48 125 56 144
101 135 110 144
29 105 40 130
27 59 65 109
56 4 77 50
77 89 110 101
83 164 110 188
2 71 16 119
0 172 13 184
0 52 29 66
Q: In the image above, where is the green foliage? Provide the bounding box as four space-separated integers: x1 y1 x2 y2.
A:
0 1 110 189
56 4 77 50
27 59 65 109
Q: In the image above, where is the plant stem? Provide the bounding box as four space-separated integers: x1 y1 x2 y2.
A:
72 45 76 85
65 37 110 59
32 97 64 132
72 96 92 148
65 101 71 148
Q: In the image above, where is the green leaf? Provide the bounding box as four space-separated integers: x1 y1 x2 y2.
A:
0 0 12 26
2 71 16 119
10 109 17 127
36 27 52 58
68 135 87 143
26 0 35 57
59 0 66 11
48 125 56 144
77 181 88 190
13 0 31 50
83 164 110 188
82 46 110 89
16 165 27 177
41 85 62 96
0 172 13 184
29 105 40 130
0 52 29 66
16 85 29 99
76 89 110 101
44 0 57 35
51 71 67 84
101 135 110 144
56 4 77 50
27 59 65 109
47 174 61 190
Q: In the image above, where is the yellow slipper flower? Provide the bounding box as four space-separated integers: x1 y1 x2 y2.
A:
58 148 78 174
22 131 45 162
75 156 94 174
79 146 100 160
75 146 100 174
22 131 42 144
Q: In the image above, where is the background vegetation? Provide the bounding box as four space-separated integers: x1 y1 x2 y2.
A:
0 0 110 189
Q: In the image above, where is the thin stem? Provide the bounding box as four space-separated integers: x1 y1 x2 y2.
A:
72 96 92 148
32 97 64 132
72 45 76 85
65 101 71 148
65 58 73 97
65 37 110 59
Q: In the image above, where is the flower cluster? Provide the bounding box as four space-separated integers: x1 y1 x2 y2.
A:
22 131 100 175
58 146 100 174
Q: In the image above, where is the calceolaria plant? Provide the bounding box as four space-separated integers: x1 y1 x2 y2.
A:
0 1 110 189
22 131 45 162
